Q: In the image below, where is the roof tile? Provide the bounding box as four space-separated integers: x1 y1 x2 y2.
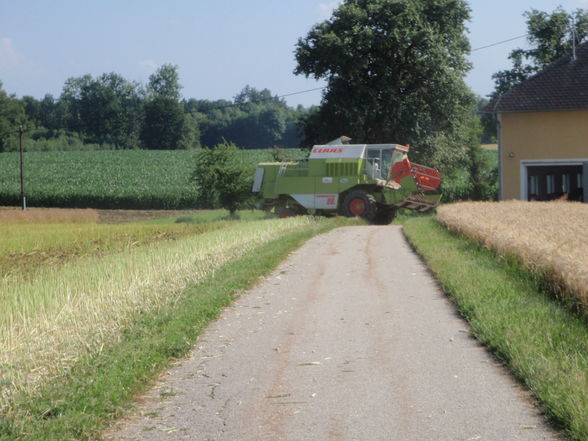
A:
494 41 588 113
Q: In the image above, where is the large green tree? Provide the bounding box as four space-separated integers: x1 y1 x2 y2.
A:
146 64 181 100
60 73 143 147
491 7 588 97
294 0 475 166
39 94 67 131
141 64 197 149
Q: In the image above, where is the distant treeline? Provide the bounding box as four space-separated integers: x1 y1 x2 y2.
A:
0 64 312 152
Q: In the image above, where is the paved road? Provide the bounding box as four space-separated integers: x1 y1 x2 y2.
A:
105 226 560 441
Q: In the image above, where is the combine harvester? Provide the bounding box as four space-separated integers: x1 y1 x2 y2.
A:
252 138 441 224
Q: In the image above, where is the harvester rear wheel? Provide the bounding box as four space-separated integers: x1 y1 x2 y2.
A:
277 207 296 218
373 206 396 225
343 190 376 221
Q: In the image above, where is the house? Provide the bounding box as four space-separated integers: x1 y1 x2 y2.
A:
493 42 588 202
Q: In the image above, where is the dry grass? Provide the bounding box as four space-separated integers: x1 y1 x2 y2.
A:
0 207 99 224
0 216 324 411
437 201 588 315
0 207 210 224
96 209 208 224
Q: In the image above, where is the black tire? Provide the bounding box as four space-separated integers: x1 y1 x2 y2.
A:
373 206 396 225
342 190 377 221
277 207 296 218
276 204 308 218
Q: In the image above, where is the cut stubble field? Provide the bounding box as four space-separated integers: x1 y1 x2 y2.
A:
0 210 330 415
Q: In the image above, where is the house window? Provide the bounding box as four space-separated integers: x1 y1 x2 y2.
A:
546 175 555 194
578 173 583 189
529 175 539 196
562 174 570 193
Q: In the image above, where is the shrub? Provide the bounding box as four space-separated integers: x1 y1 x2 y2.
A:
191 142 256 215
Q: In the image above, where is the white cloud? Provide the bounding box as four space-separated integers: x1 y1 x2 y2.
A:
0 37 20 70
138 59 158 72
317 1 342 19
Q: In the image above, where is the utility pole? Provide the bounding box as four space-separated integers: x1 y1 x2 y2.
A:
571 16 577 62
19 125 26 210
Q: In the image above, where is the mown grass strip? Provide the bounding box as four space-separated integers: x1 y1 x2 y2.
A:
0 217 349 441
403 216 588 441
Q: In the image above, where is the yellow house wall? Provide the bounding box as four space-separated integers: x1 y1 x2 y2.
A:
500 110 588 200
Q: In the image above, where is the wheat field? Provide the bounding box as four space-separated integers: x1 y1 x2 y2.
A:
437 201 588 314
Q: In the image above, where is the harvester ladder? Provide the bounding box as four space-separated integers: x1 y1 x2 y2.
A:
278 163 288 177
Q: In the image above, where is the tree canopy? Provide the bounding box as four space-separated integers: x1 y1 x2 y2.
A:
140 64 198 150
186 86 306 149
491 7 588 97
60 73 144 148
147 64 182 100
2 75 306 152
0 81 25 151
294 0 475 167
0 35 313 151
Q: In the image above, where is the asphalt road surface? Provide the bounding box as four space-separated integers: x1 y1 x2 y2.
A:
105 226 560 441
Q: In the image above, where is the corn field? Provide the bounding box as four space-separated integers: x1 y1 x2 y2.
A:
0 149 291 209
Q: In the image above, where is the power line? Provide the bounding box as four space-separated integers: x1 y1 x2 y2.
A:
197 34 532 110
471 34 528 52
262 34 529 101
276 86 326 99
193 86 326 112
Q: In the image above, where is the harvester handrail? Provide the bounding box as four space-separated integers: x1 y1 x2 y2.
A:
278 163 307 175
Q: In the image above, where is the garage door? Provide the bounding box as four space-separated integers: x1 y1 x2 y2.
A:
526 164 584 201
584 163 588 202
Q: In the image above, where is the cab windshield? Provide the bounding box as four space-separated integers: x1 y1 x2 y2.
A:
366 148 394 180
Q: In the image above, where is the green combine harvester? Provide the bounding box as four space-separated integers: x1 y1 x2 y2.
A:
252 137 442 224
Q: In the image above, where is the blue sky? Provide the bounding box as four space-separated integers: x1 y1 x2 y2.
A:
1 0 588 107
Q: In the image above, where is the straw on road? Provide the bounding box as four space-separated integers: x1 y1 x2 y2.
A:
105 226 559 441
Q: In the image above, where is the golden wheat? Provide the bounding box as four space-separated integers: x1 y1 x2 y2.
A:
437 201 588 314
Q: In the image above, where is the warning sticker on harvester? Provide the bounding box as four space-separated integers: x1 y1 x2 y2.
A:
315 194 338 208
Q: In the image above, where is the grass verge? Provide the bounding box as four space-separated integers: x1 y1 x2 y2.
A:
403 216 588 441
437 202 588 318
0 217 350 441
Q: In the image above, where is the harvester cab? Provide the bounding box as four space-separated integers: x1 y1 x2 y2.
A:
253 138 442 224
